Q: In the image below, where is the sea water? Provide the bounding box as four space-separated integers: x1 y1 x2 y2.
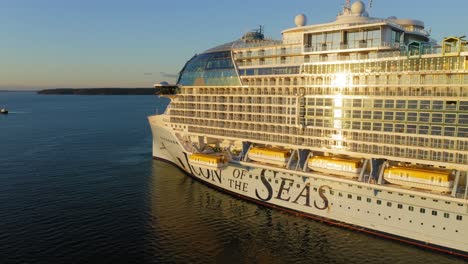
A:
0 92 463 263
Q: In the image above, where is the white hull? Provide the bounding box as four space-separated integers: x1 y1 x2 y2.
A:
149 116 468 257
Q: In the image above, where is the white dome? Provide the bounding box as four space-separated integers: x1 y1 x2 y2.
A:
294 14 307 27
351 0 365 15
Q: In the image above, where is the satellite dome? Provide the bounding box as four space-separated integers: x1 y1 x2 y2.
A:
159 81 169 86
294 14 307 27
351 0 365 15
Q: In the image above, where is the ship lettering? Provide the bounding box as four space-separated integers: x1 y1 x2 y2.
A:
255 171 273 201
228 179 248 192
314 185 331 210
276 178 294 202
292 185 311 207
232 168 247 180
191 166 222 184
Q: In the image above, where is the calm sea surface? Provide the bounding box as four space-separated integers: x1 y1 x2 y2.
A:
0 92 464 264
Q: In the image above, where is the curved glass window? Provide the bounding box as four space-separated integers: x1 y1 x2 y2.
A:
178 51 240 86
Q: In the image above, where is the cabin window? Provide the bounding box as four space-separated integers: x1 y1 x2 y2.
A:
387 202 392 207
357 196 362 201
339 192 343 197
330 190 334 195
366 198 371 203
377 200 382 205
348 194 352 199
456 215 463 221
409 206 414 211
420 208 426 214
444 213 449 219
397 204 403 209
432 211 437 216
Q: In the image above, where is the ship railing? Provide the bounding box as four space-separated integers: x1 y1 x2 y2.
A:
295 18 429 36
232 39 283 50
303 41 401 53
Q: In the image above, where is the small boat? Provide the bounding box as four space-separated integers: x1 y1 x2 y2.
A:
247 147 291 167
308 156 362 178
189 153 227 169
0 108 8 114
384 166 454 192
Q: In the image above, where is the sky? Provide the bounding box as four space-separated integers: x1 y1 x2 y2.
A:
1 0 468 90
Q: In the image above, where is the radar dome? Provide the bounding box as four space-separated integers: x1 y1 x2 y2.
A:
351 0 365 15
294 14 307 27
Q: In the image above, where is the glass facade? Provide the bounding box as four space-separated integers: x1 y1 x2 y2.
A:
238 66 300 76
178 51 240 86
304 28 382 51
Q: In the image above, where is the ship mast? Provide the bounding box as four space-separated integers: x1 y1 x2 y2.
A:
342 0 351 15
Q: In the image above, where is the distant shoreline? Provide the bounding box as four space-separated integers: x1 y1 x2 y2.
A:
37 88 156 95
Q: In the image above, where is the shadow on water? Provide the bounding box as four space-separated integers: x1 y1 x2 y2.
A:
146 160 465 264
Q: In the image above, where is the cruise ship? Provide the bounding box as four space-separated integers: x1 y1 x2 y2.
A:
149 0 468 257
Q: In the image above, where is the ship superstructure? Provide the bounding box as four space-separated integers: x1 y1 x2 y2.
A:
149 1 468 257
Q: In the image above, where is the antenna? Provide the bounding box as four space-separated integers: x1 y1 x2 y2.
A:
346 0 350 8
368 0 374 15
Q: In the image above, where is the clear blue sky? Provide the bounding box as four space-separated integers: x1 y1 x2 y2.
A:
1 0 467 90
